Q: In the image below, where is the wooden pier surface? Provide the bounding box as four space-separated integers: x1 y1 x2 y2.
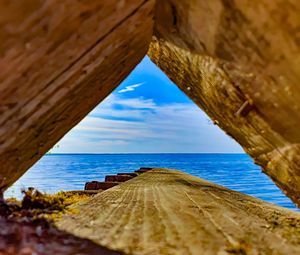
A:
57 169 300 255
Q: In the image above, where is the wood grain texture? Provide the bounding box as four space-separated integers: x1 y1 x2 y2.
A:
0 0 154 190
57 169 300 255
148 0 300 207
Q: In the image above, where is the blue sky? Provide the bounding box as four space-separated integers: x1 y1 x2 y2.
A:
52 57 243 153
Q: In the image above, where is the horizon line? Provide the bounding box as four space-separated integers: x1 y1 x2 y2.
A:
47 152 246 155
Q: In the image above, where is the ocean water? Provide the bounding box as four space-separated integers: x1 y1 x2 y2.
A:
5 153 298 211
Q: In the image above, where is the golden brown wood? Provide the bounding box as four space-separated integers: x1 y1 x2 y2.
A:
1 0 300 211
0 0 154 190
148 0 300 206
57 169 300 255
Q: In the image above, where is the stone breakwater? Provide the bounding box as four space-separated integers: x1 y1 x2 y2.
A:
84 167 153 191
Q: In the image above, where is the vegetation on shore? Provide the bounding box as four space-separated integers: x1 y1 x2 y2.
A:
2 188 90 220
0 189 116 255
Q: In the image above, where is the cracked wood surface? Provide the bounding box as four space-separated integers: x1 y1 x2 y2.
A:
0 0 154 190
148 0 300 207
57 169 300 255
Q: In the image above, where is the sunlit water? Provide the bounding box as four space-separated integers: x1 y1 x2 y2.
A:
6 153 298 211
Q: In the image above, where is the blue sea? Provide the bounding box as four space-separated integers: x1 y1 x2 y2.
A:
5 153 298 211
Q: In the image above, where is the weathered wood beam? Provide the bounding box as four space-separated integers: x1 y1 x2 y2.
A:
148 0 300 206
57 169 300 254
0 0 154 190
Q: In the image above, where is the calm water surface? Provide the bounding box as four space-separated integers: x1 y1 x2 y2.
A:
6 153 298 211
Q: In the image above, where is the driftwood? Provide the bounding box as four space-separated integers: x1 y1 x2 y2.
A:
57 168 300 255
148 0 300 206
0 0 154 189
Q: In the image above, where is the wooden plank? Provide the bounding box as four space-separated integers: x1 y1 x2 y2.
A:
148 0 300 207
57 168 300 255
0 0 154 191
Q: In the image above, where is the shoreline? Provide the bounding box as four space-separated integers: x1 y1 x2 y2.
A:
2 168 300 254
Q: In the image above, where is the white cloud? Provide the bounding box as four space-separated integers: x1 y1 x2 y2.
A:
118 83 143 93
88 95 155 119
116 97 155 109
54 94 243 153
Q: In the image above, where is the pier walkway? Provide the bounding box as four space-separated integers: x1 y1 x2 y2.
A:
57 168 300 255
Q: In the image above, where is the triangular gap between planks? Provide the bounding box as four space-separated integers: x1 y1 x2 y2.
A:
0 0 300 208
